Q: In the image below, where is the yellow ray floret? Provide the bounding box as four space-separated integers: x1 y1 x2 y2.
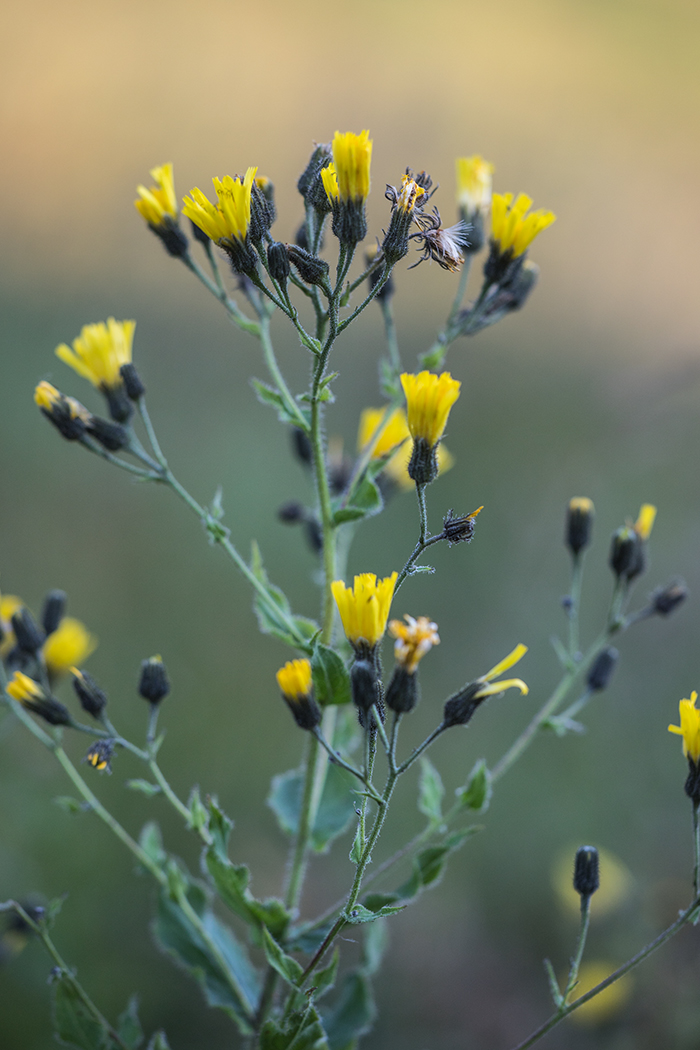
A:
474 643 529 698
6 670 45 704
332 572 397 649
358 407 410 460
182 167 257 244
401 372 461 448
396 175 424 213
276 659 313 702
330 130 372 202
321 163 339 202
455 155 494 213
43 618 97 675
634 503 656 541
668 691 700 763
55 319 135 389
135 163 178 226
389 615 440 673
491 192 556 257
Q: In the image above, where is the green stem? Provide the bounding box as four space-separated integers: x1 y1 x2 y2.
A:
337 264 392 333
1 902 130 1050
258 311 309 431
380 296 402 382
568 554 583 659
564 896 591 1001
312 725 382 802
447 254 473 328
693 804 700 900
394 530 447 592
509 893 700 1050
416 483 428 544
182 253 259 335
285 734 321 913
396 725 445 775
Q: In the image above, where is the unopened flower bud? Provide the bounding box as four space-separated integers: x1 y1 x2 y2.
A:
566 498 594 556
573 845 600 899
71 669 108 718
304 519 323 554
351 658 381 714
41 591 67 636
586 647 619 692
11 608 45 654
86 417 129 452
190 218 211 245
267 241 290 285
609 526 642 580
286 245 330 286
120 363 145 400
291 427 313 466
385 665 419 714
651 579 688 617
249 178 275 242
278 502 304 523
276 659 321 731
297 143 334 212
6 671 71 726
139 656 170 704
85 739 115 774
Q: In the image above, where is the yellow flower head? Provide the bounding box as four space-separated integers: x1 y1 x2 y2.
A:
55 319 135 390
135 163 178 227
358 407 410 460
1 593 24 656
182 168 257 245
332 572 398 650
43 618 97 676
456 155 494 213
634 503 656 541
395 174 424 214
474 643 529 699
276 659 313 702
668 692 700 763
324 130 372 203
389 615 440 673
400 372 461 449
491 192 556 257
6 670 45 705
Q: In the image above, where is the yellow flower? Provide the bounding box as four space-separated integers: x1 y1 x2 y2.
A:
323 130 372 203
43 618 97 676
135 163 178 226
634 503 656 541
473 643 529 699
400 372 461 449
332 572 397 650
182 168 257 245
0 593 23 657
389 615 440 673
395 174 424 213
491 192 556 257
6 670 45 705
276 659 313 701
455 155 494 213
668 692 700 763
570 961 633 1025
55 319 135 390
357 407 410 461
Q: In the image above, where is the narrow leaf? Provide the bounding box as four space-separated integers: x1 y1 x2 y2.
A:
456 759 492 814
344 903 405 925
417 758 444 822
126 780 161 797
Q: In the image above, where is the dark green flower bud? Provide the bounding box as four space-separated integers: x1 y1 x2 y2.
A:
286 245 330 286
72 669 108 719
278 501 304 523
11 608 45 654
385 665 419 714
41 591 67 636
152 220 189 259
586 647 618 692
86 417 128 452
103 384 133 425
291 427 312 466
651 579 688 617
120 363 145 400
684 758 700 806
609 525 642 580
442 682 483 728
351 658 381 714
566 498 595 556
408 438 439 486
573 846 600 899
297 143 334 213
267 241 290 284
139 656 170 704
190 218 211 245
85 739 115 774
249 179 275 241
304 518 323 554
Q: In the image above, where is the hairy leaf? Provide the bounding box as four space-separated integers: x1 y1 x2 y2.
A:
268 764 358 853
52 976 109 1050
311 644 351 706
417 758 444 822
262 927 303 986
456 759 492 814
321 973 376 1050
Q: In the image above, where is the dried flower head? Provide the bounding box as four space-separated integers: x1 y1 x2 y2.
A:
409 208 470 271
389 615 440 673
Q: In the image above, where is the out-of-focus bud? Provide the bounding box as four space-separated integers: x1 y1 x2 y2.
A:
267 242 290 285
120 363 145 401
41 591 67 636
609 526 642 580
384 666 418 714
6 671 71 726
443 507 483 546
85 739 115 773
134 164 189 258
278 501 304 523
586 647 619 692
651 579 688 617
291 427 313 466
286 245 330 286
249 177 275 242
11 608 45 654
34 382 91 442
304 518 323 554
566 497 595 557
190 218 211 246
139 656 170 705
455 155 494 253
276 659 321 731
71 668 107 719
573 845 600 900
86 417 129 452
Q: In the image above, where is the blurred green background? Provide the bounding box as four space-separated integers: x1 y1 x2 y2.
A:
2 0 700 1046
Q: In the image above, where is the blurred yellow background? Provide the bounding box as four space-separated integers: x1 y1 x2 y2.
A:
2 1 700 1048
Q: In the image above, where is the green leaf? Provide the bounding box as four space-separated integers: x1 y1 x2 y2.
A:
205 848 290 940
207 797 233 861
251 379 310 430
250 541 317 653
262 927 303 987
393 827 481 902
138 822 166 868
544 958 564 1008
187 787 208 834
145 1034 171 1050
311 949 339 1000
260 1007 328 1050
52 975 109 1050
116 996 143 1049
344 903 405 925
362 920 389 977
321 973 376 1050
332 476 382 525
456 759 492 814
53 796 89 814
126 780 161 797
154 883 259 1033
285 919 335 956
349 823 364 865
268 764 358 853
311 644 351 706
419 345 446 371
417 758 444 822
